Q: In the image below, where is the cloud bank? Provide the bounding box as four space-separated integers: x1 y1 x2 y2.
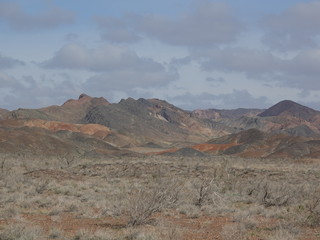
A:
96 1 243 47
0 53 24 69
0 1 74 31
262 1 320 51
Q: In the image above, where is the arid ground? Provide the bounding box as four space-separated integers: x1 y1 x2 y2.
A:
1 154 320 240
1 95 320 239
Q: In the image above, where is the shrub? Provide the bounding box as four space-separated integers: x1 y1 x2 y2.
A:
266 227 298 240
291 188 320 227
193 178 214 207
0 224 43 240
125 180 182 227
221 223 246 240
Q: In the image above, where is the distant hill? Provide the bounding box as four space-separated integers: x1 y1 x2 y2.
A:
255 100 320 136
218 129 320 159
6 94 110 123
162 147 207 157
0 108 8 120
1 95 320 159
158 128 320 159
83 97 222 146
258 100 319 120
0 119 137 158
208 100 320 137
192 108 263 120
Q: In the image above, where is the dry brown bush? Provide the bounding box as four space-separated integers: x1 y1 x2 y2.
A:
0 154 320 239
0 224 43 240
238 177 303 207
193 177 214 207
303 189 320 227
221 223 246 240
266 226 299 240
289 187 320 227
124 179 182 227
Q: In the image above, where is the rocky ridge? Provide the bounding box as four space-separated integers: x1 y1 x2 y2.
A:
1 94 320 159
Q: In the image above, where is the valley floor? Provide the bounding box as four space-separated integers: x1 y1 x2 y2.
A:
0 155 320 240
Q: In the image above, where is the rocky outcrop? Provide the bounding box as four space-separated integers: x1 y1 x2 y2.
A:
83 97 222 146
0 108 9 120
6 94 110 123
258 100 319 119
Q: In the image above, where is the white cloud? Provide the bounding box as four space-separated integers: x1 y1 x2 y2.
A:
83 68 178 93
0 53 24 69
95 15 141 43
42 43 166 72
169 90 269 110
96 1 243 47
190 44 320 91
262 1 320 51
193 47 282 77
0 1 74 31
285 49 320 75
41 43 178 93
205 77 225 83
277 48 320 90
0 72 79 109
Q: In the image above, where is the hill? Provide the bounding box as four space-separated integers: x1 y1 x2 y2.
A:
256 100 320 135
83 97 224 146
6 94 110 123
197 129 320 159
2 95 320 159
215 100 320 136
192 108 263 120
258 100 318 119
0 108 8 120
0 119 137 158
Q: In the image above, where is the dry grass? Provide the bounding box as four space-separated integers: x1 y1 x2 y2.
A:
0 224 43 240
124 179 182 226
0 154 320 239
221 223 246 240
266 226 299 240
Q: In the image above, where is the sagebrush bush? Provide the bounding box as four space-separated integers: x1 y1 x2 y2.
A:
0 224 43 240
266 227 298 240
124 180 182 226
221 223 246 240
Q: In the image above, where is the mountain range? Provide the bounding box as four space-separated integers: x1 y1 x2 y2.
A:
1 94 320 159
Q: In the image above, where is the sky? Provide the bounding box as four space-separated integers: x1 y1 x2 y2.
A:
1 0 320 110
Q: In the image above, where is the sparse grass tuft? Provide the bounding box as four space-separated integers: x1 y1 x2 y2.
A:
0 224 43 240
221 223 246 240
266 226 299 240
0 155 319 239
124 179 182 226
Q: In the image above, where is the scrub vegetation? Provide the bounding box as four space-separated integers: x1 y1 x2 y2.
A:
0 154 319 240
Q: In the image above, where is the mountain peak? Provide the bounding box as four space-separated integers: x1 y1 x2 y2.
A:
258 100 317 119
79 93 90 99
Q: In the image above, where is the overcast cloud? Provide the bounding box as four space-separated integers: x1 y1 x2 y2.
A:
0 1 74 31
262 1 320 51
0 53 24 69
0 72 79 109
95 15 141 43
1 0 320 110
96 1 243 47
41 43 177 93
42 43 166 73
170 90 270 110
193 47 283 77
84 69 177 93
